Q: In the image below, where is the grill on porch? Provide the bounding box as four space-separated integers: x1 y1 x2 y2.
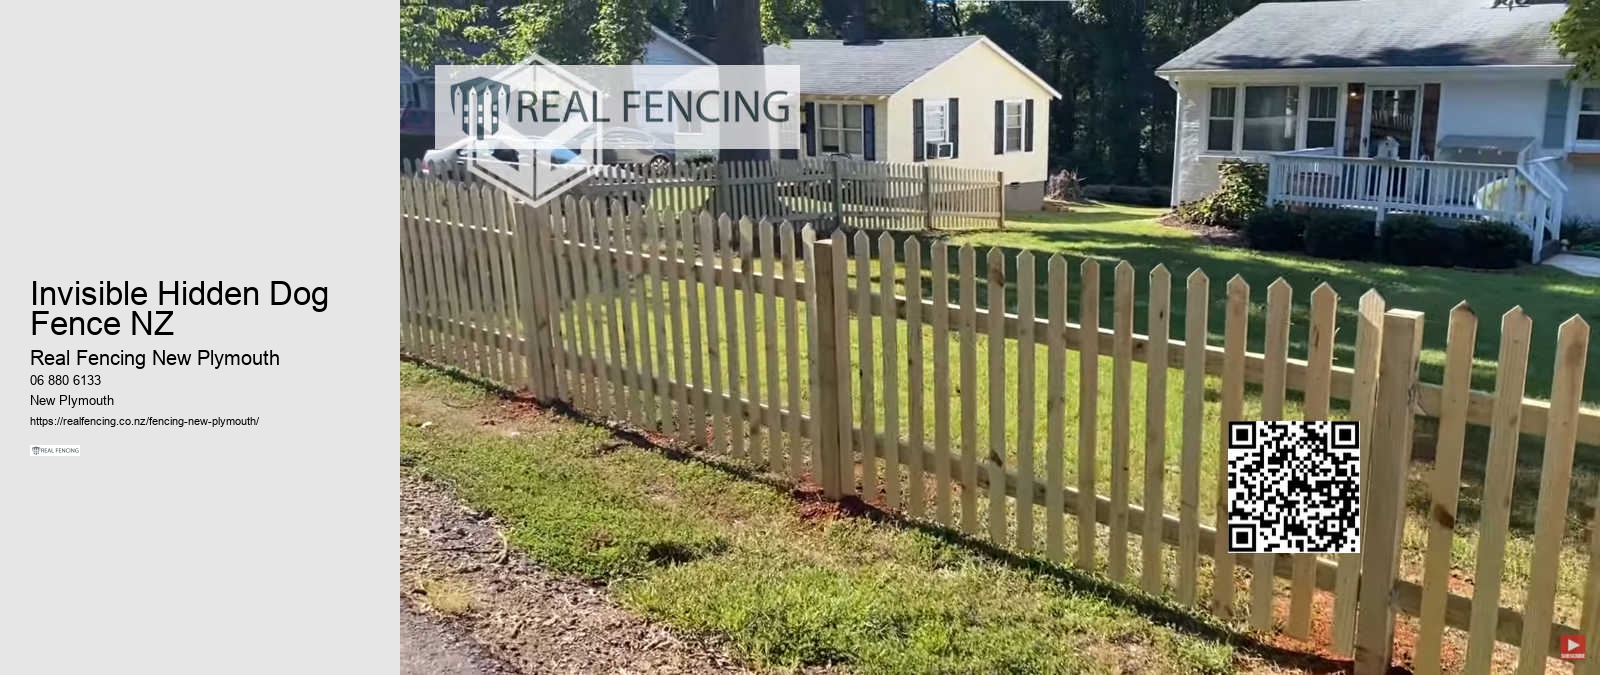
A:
1264 144 1567 263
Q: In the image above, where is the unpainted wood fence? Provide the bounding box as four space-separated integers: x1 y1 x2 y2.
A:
398 174 1600 675
400 155 1005 231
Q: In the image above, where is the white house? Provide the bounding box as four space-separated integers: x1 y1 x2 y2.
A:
763 36 1061 210
1158 0 1586 260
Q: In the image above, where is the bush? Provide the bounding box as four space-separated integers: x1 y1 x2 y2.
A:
1457 221 1531 269
1174 160 1267 229
1243 207 1306 252
1380 214 1464 267
1304 210 1375 260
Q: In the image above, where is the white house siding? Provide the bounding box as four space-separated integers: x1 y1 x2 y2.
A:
886 42 1053 210
1171 78 1224 204
1435 79 1548 141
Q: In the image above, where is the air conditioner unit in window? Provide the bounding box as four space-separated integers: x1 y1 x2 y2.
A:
926 142 954 159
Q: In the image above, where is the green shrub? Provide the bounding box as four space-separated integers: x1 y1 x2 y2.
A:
1243 207 1306 252
1456 221 1531 269
1083 184 1171 207
1174 160 1267 229
1380 214 1456 267
1304 210 1375 260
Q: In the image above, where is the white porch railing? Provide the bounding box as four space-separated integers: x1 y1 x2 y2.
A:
1265 148 1565 263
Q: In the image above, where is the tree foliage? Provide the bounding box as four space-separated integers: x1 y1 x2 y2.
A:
1556 0 1600 81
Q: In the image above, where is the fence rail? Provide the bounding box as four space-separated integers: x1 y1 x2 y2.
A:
399 174 1599 674
401 155 1005 231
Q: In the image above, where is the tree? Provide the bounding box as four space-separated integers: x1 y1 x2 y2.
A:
1556 0 1600 80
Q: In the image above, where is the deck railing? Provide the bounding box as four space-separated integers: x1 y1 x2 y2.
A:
1265 149 1563 262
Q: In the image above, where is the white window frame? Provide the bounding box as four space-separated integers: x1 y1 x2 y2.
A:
1003 99 1025 153
1202 83 1346 156
1570 84 1600 152
923 99 949 143
1302 85 1341 151
812 100 866 158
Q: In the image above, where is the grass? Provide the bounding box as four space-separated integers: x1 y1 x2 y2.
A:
401 362 1244 673
413 575 476 615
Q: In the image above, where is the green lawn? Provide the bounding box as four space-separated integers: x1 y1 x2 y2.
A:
401 362 1245 674
965 203 1600 403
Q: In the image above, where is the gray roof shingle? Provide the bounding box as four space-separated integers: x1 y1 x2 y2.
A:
763 36 984 95
1157 0 1569 72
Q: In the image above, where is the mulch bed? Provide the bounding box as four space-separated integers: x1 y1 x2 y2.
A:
1157 212 1247 247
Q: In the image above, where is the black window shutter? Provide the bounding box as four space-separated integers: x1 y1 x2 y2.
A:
862 103 876 161
994 100 1004 154
803 101 816 156
913 98 925 161
1024 99 1034 152
949 98 959 158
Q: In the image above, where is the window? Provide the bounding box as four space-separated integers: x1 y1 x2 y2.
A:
1004 101 1024 152
1580 87 1600 142
924 100 949 142
815 102 865 156
1207 87 1235 152
1242 86 1299 151
1305 86 1339 149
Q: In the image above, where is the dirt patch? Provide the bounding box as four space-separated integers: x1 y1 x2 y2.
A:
401 470 748 673
791 478 879 525
1158 212 1247 247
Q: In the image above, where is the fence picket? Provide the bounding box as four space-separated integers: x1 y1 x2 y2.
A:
1215 274 1244 619
1078 259 1101 569
987 247 1009 546
1251 278 1292 630
781 222 804 479
648 210 671 431
603 204 627 421
617 203 641 426
740 217 761 465
1015 251 1037 553
1414 302 1478 675
856 230 876 495
1110 261 1134 582
1047 255 1069 563
1289 283 1337 639
1334 290 1385 654
699 212 723 450
804 226 822 470
1142 265 1171 594
1515 317 1589 675
933 242 954 526
762 220 782 472
905 239 926 517
1179 269 1208 606
721 215 744 460
577 201 603 415
960 244 980 535
881 232 902 510
1353 310 1424 675
1463 307 1533 673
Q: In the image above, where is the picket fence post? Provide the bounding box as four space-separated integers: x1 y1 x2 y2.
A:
1352 308 1424 675
811 238 847 499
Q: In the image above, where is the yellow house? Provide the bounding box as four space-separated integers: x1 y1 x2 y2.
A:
762 36 1061 210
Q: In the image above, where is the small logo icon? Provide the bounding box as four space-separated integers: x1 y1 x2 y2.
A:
31 446 41 456
1561 634 1586 660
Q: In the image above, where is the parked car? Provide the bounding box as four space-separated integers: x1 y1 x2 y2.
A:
419 139 649 208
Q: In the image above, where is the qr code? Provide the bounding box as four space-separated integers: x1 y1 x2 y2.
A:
1227 421 1360 554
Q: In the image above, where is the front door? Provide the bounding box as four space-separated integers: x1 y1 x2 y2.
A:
1363 87 1421 160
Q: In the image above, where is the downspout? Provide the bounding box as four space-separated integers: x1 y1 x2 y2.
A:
1167 77 1181 207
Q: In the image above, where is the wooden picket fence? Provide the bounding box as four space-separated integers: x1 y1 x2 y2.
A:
400 155 1005 231
398 173 1600 675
